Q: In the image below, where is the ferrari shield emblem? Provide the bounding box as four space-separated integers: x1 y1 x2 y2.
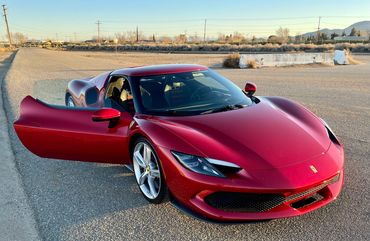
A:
310 165 318 173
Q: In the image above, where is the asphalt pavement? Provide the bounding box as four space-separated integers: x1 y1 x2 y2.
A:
0 51 40 241
3 48 370 241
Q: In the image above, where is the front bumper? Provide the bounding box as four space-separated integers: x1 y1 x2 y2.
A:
188 171 343 221
156 143 344 221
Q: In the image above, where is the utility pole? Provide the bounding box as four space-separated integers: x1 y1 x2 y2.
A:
136 26 139 42
203 19 207 43
2 5 12 47
316 16 322 43
96 20 101 43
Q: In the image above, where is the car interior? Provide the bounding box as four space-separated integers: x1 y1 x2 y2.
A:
140 73 227 109
140 76 194 109
105 76 135 113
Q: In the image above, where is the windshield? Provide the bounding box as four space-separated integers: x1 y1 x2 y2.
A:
133 69 253 116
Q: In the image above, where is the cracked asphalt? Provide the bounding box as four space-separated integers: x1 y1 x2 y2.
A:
3 48 370 241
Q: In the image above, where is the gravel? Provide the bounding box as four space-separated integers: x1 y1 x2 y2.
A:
3 48 370 241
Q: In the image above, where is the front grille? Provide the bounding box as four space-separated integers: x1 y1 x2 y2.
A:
204 173 340 213
285 173 340 202
204 192 285 212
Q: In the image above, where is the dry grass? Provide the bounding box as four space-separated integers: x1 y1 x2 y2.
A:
223 54 259 69
223 53 240 68
0 47 13 52
246 59 258 69
346 52 362 65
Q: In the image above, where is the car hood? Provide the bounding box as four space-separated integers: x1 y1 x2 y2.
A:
150 97 330 170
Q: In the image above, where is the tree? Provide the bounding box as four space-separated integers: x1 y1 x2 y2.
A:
125 30 144 42
114 32 126 44
331 33 339 40
159 36 172 44
188 32 201 43
251 35 257 44
12 32 28 44
320 32 328 41
217 33 227 42
230 32 245 43
267 35 279 44
350 27 356 36
174 34 187 43
276 27 290 43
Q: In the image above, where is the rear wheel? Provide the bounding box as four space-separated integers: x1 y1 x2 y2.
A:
132 137 167 204
66 94 75 107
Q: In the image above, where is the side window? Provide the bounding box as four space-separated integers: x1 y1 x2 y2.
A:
104 76 134 113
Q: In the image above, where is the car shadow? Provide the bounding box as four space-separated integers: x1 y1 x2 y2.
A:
14 150 157 237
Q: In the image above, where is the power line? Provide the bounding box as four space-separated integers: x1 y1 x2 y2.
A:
101 16 370 24
6 15 369 41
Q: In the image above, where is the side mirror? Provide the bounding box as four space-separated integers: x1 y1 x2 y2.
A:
85 86 100 105
92 108 121 128
244 82 257 96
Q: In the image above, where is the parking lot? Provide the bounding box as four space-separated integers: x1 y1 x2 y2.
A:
2 48 370 240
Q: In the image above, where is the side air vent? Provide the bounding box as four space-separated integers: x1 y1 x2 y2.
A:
290 193 324 209
325 126 340 145
213 165 242 175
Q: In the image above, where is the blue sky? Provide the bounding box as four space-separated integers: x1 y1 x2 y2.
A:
3 0 370 40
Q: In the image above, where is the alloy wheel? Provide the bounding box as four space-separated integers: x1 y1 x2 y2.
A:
67 96 75 107
133 141 161 200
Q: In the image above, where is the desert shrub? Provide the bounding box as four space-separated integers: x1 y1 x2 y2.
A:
62 42 370 53
223 53 240 68
346 51 362 65
247 59 258 69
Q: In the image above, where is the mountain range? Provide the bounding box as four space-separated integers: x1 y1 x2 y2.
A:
302 21 370 37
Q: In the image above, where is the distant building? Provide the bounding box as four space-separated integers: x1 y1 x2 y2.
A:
334 36 368 42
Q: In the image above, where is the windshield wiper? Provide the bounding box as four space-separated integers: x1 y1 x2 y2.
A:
200 104 246 115
150 109 193 116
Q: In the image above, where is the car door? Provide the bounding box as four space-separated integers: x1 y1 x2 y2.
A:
13 96 132 164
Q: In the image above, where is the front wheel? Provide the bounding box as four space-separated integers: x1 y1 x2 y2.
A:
132 137 167 204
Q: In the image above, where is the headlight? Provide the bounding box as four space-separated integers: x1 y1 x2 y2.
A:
172 151 241 178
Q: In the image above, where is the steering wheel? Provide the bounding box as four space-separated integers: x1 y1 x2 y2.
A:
190 86 212 101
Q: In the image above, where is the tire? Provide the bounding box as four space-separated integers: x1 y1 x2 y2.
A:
65 94 75 107
132 137 168 204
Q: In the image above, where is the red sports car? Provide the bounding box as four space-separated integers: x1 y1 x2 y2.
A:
13 64 344 221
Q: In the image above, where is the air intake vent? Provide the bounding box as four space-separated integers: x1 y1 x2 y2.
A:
325 126 340 145
204 192 285 212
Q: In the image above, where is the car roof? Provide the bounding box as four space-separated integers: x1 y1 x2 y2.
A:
111 64 208 77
